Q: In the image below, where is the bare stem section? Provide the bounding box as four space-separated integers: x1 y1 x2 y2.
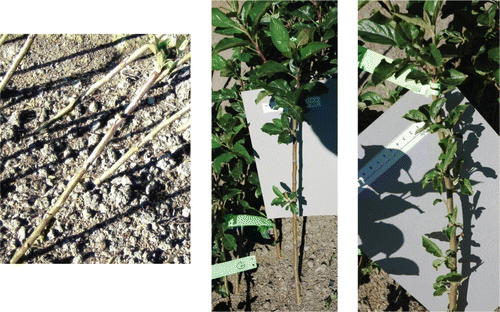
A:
0 34 9 46
0 34 36 97
35 34 171 133
10 67 163 264
291 118 301 304
95 105 190 186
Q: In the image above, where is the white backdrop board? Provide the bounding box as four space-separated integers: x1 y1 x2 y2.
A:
358 89 499 311
242 79 337 219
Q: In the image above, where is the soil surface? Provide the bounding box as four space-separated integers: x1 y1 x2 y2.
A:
212 215 338 312
0 34 191 264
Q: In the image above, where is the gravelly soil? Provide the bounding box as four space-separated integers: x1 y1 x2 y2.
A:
0 34 191 264
212 215 337 312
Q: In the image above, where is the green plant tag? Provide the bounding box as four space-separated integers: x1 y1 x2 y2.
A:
358 45 441 97
226 215 274 228
212 256 258 279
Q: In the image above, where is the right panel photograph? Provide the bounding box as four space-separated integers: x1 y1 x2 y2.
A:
358 1 499 311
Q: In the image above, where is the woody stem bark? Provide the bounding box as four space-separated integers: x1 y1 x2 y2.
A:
434 94 459 312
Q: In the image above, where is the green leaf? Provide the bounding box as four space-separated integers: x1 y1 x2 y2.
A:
442 141 457 171
442 225 456 241
230 160 243 181
432 258 444 270
261 122 283 135
272 185 284 200
433 198 443 206
270 18 291 54
299 42 330 61
296 27 313 48
477 2 498 26
488 47 500 64
494 68 500 85
459 178 473 195
429 43 443 66
440 68 467 87
256 90 272 104
429 98 446 119
249 1 271 30
445 206 458 224
278 131 292 144
321 5 338 29
233 142 253 163
372 59 397 85
213 37 250 53
212 8 244 32
436 272 462 283
257 60 289 77
360 91 384 105
358 19 396 46
212 53 227 71
452 158 464 178
422 236 444 257
289 202 298 215
422 170 440 189
392 12 430 32
221 233 237 251
424 0 443 24
212 88 239 102
433 283 447 296
213 152 236 175
447 104 469 127
212 134 222 149
403 109 429 122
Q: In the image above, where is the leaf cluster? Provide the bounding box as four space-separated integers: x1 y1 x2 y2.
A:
358 1 486 94
270 185 298 215
403 98 472 196
422 236 463 296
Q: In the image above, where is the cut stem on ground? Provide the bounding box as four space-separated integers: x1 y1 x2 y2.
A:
0 34 36 98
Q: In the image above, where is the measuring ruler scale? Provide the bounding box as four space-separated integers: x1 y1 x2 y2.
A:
358 89 499 311
358 121 429 194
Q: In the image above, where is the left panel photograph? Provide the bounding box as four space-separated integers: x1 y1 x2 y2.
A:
0 34 191 264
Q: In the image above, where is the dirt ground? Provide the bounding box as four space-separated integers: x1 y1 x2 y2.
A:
0 34 191 264
212 215 338 311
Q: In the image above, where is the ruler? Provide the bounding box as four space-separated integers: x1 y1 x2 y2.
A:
358 122 429 194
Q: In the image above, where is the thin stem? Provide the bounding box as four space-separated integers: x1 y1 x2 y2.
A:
10 67 163 264
0 34 9 46
291 117 301 304
0 34 36 97
35 34 171 133
95 106 190 186
434 97 459 312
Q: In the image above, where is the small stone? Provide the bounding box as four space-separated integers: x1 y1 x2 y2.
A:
7 111 21 127
181 207 190 218
307 259 314 268
72 255 83 264
17 226 26 241
88 101 99 113
157 158 169 170
111 175 132 186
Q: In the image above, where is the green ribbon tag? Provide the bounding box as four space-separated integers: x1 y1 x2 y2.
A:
212 256 258 279
358 45 441 97
226 215 274 228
